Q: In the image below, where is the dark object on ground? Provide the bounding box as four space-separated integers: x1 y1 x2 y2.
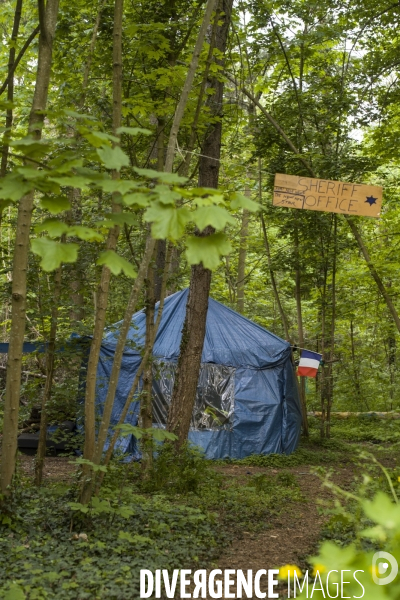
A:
18 420 77 455
21 405 42 432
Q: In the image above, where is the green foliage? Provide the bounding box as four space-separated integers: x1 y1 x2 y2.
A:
185 232 232 270
0 484 223 600
142 442 211 495
96 250 137 278
116 423 177 442
297 460 400 599
96 146 130 171
30 238 79 271
221 438 353 468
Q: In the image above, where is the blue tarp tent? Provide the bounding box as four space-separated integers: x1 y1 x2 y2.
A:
96 289 302 459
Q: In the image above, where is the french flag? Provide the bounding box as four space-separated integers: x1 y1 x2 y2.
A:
297 350 322 378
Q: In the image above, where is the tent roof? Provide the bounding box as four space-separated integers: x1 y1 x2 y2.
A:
103 289 291 369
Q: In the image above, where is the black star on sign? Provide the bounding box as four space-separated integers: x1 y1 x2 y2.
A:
365 196 378 206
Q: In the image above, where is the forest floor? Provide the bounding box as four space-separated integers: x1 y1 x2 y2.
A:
15 421 399 599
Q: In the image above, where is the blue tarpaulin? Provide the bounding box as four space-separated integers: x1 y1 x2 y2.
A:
96 289 302 459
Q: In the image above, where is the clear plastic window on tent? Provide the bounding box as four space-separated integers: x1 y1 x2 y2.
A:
152 361 235 431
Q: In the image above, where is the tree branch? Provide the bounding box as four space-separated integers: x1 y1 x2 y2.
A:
0 26 40 97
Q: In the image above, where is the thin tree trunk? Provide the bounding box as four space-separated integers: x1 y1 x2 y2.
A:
320 269 327 439
154 121 166 302
0 25 40 98
325 214 337 439
294 221 308 436
140 252 156 474
260 212 290 341
34 258 63 486
67 0 105 324
1 0 60 495
0 0 23 178
164 0 218 173
82 0 123 471
167 0 233 448
93 246 172 492
177 14 219 177
92 236 157 464
155 1 217 290
350 319 365 409
346 217 400 334
236 206 249 314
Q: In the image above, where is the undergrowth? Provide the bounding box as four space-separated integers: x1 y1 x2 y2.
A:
0 482 223 600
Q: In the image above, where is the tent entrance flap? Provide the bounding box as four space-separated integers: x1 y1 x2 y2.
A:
152 361 235 431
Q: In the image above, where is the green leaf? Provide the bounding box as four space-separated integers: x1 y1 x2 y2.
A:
67 502 89 514
118 531 154 544
49 175 92 189
39 196 71 214
96 213 137 227
193 206 235 231
115 424 144 439
83 130 119 147
362 492 400 529
230 191 260 212
98 179 138 194
91 497 113 513
144 202 190 239
10 136 51 158
74 457 108 472
122 192 151 207
4 583 26 600
117 505 135 518
64 109 97 121
96 146 130 171
17 167 48 180
133 167 188 184
68 225 103 242
0 174 32 201
97 250 137 277
0 199 13 211
193 194 224 207
31 238 79 271
154 185 181 205
116 126 151 136
185 232 232 270
35 219 69 238
151 428 178 442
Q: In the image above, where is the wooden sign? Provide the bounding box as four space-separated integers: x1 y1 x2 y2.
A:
273 174 382 217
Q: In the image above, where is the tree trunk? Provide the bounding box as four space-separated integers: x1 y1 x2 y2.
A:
154 121 166 302
67 1 105 324
350 319 365 409
260 212 291 341
1 0 60 495
236 206 249 314
167 0 233 448
325 214 337 439
140 254 156 474
346 216 400 334
0 0 23 178
34 258 63 486
93 245 172 492
82 0 123 471
294 221 308 436
319 269 327 439
163 0 218 173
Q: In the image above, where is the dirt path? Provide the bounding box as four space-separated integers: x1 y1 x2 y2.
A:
207 464 356 599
